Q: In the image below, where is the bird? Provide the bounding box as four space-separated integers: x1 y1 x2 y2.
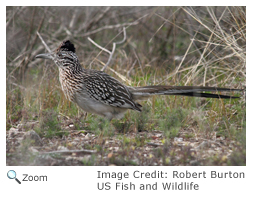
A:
36 40 243 120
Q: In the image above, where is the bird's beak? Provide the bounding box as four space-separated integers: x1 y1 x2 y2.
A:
35 53 54 60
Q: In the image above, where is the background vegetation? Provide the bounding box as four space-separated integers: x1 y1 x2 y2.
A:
6 6 246 166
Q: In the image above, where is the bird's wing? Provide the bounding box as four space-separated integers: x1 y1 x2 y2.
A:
82 70 142 111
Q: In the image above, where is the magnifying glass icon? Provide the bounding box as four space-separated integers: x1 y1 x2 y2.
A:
7 170 21 184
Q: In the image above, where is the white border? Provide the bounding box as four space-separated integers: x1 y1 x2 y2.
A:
3 2 251 198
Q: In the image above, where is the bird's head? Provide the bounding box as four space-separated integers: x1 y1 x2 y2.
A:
36 40 78 69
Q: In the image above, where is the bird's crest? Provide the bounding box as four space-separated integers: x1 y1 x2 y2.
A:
57 40 75 53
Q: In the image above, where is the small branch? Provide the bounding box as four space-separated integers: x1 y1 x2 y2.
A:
88 37 111 54
36 31 52 53
146 142 162 147
101 43 116 71
40 149 97 155
10 82 26 91
115 27 127 45
88 27 127 71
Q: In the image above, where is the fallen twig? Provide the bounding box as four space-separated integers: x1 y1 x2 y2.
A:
40 149 97 155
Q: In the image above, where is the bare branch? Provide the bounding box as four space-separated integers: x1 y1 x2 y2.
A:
87 37 111 54
115 27 126 45
88 27 127 71
101 43 116 71
69 9 79 29
36 31 52 53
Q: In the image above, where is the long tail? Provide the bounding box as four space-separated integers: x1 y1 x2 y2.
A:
129 86 243 100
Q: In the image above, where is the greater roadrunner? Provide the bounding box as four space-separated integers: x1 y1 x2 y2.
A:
36 40 242 120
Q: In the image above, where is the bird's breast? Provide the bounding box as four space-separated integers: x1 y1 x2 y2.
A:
58 69 82 102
